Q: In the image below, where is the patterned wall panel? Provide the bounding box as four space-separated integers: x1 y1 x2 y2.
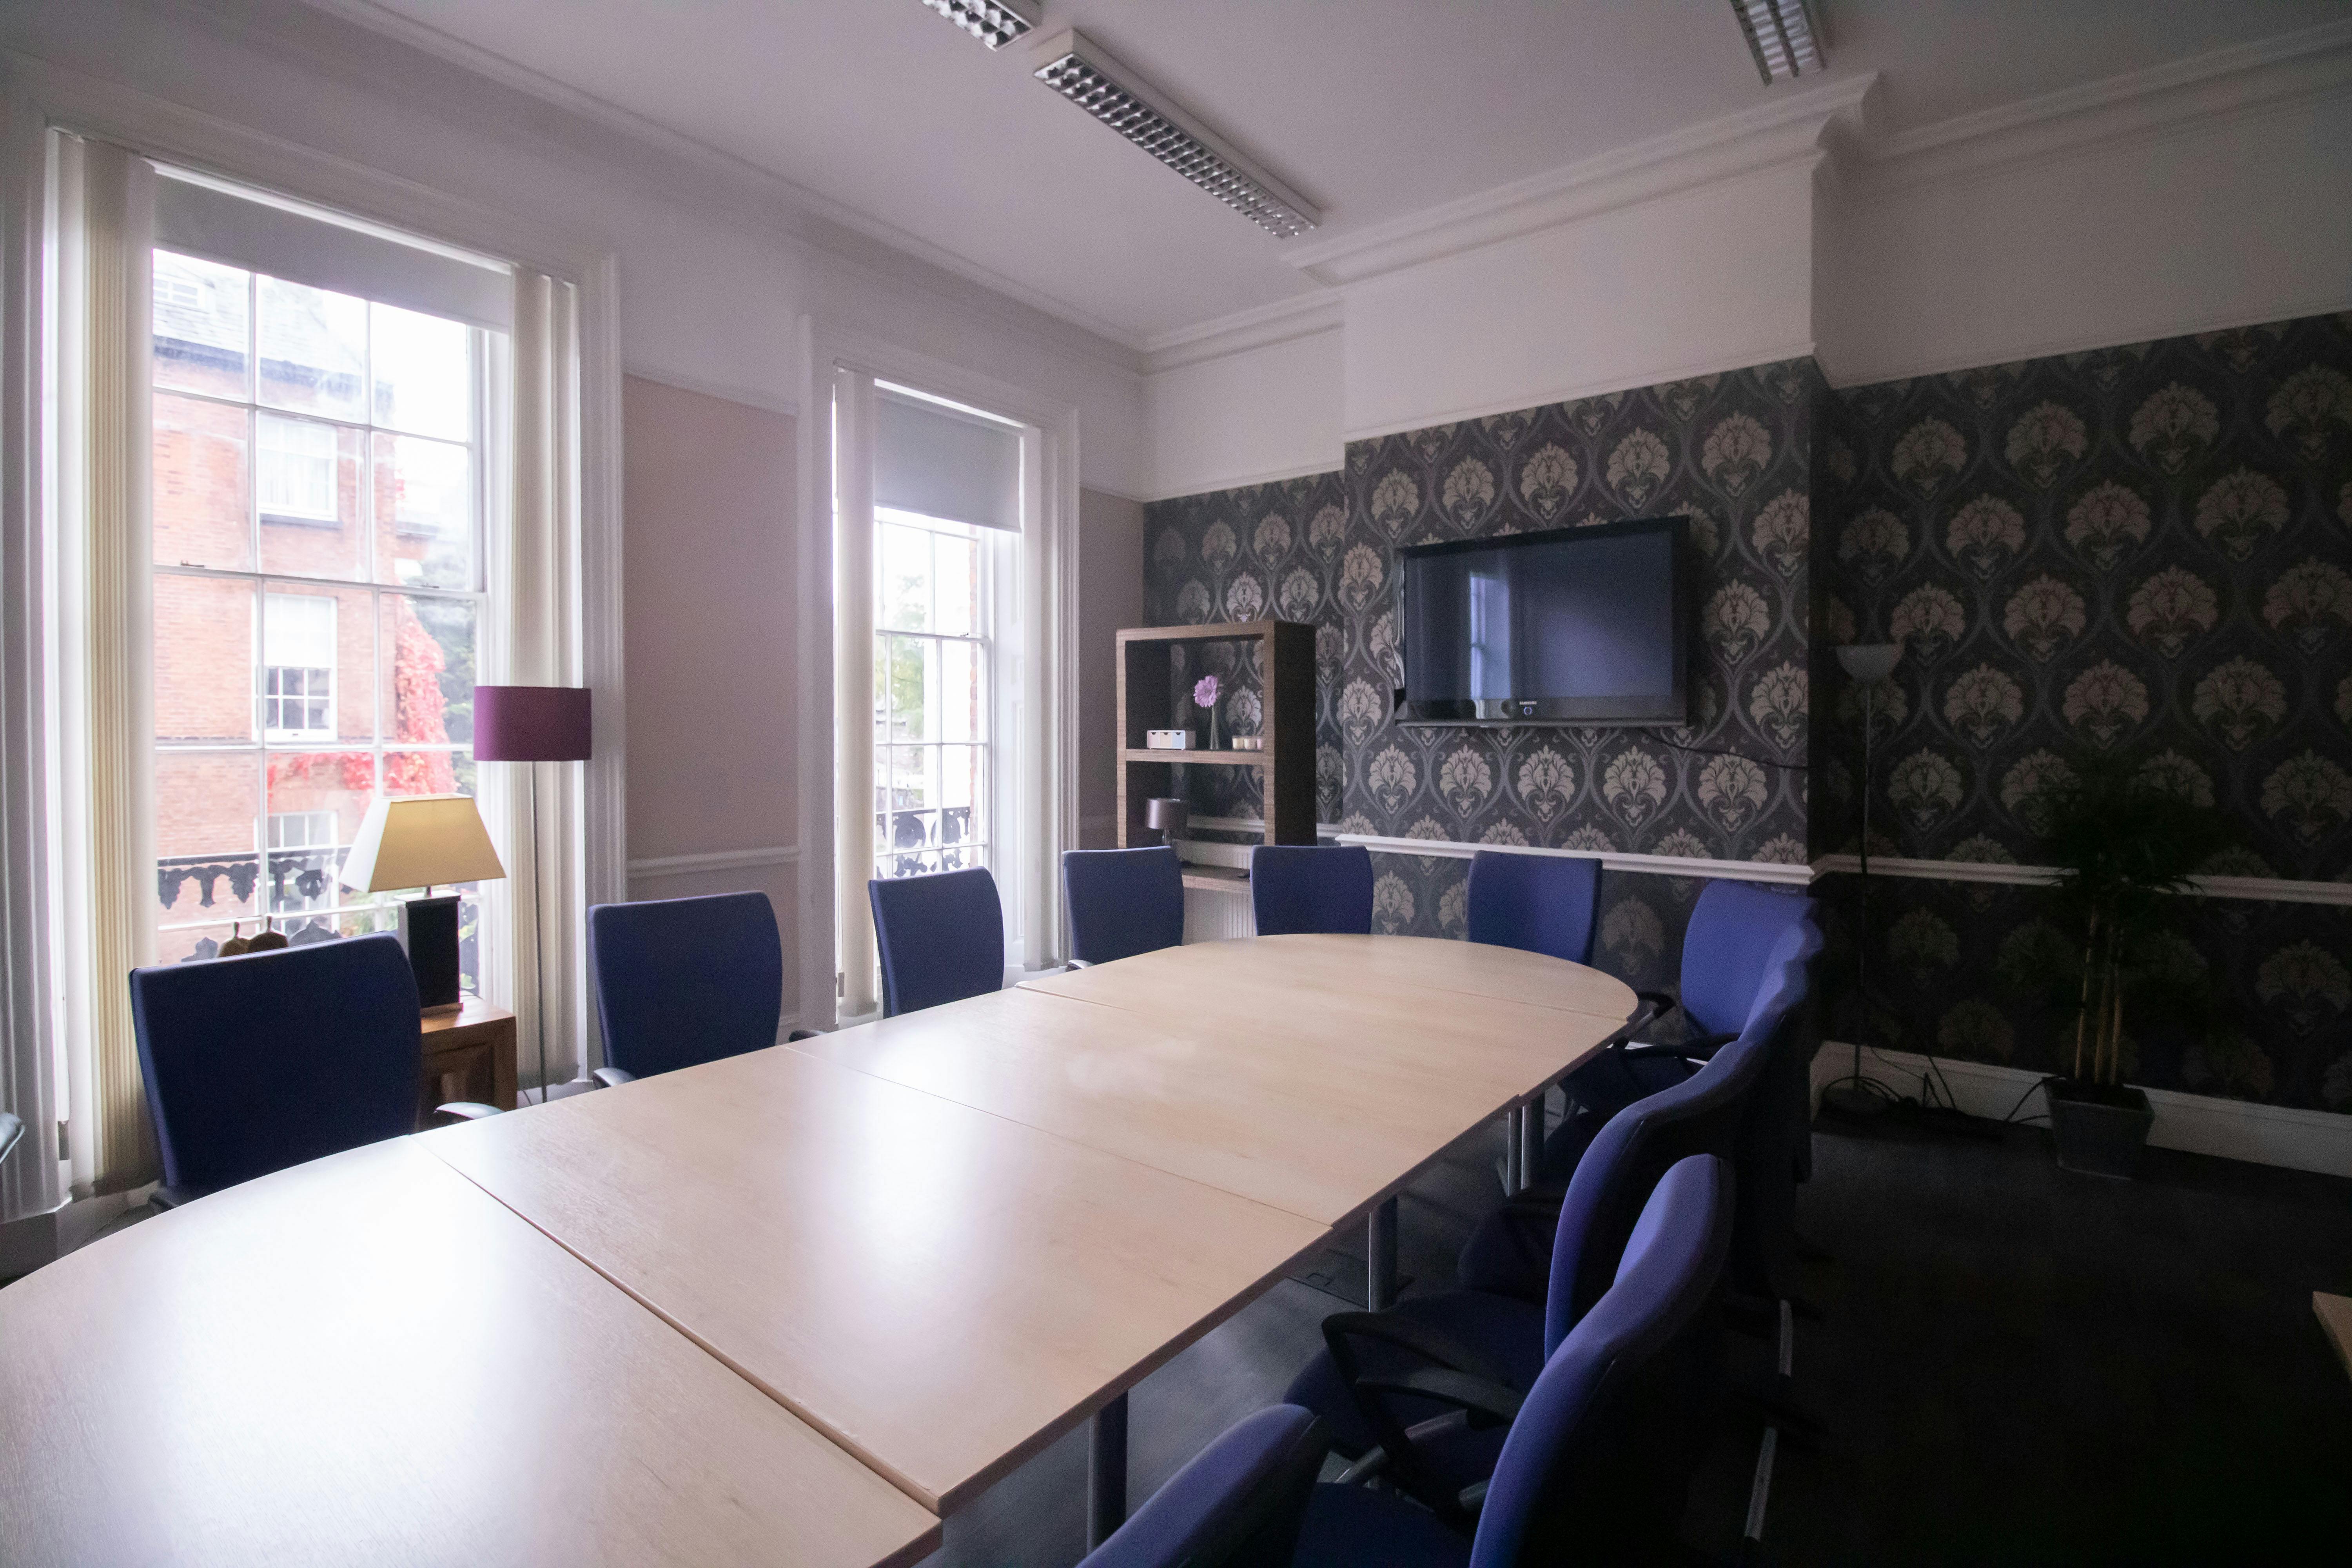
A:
1143 360 1824 991
1818 310 2352 1110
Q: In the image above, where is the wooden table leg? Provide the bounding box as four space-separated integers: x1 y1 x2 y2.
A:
1087 1391 1128 1549
1367 1197 1398 1312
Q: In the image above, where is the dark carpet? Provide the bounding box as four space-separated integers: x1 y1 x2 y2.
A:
925 1106 2352 1566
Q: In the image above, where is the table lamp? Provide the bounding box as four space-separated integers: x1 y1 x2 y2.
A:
1145 797 1188 848
473 686 593 1100
339 794 505 1009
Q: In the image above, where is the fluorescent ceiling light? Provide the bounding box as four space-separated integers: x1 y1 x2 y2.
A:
1731 0 1827 84
917 0 1038 51
1032 29 1320 240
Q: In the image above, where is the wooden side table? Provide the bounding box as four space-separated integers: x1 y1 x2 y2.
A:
418 997 517 1127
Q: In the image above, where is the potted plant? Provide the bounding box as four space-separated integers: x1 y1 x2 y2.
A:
2025 754 2230 1178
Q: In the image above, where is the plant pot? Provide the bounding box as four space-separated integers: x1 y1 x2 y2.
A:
2045 1079 2154 1179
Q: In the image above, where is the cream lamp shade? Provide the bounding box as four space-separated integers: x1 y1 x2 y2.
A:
338 794 506 893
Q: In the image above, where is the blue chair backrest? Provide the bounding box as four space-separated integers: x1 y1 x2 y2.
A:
1465 851 1600 965
1078 1404 1327 1568
1471 1154 1734 1568
1543 922 1818 1356
130 934 421 1195
1249 844 1373 936
589 892 783 1079
870 866 1005 1017
1063 847 1185 965
1677 881 1819 1038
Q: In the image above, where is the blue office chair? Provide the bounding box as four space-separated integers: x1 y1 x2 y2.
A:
130 934 442 1208
1281 934 1812 1508
589 891 805 1087
1250 845 1373 936
869 866 1005 1017
1064 847 1185 966
1295 1153 1734 1567
1078 1404 1329 1568
1562 880 1819 1130
1464 852 1600 965
1145 1155 1732 1568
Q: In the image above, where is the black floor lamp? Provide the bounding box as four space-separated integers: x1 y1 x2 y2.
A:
473 685 592 1105
1820 642 1901 1121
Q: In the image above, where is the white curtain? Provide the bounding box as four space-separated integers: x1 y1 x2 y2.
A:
51 135 159 1200
493 269 589 1092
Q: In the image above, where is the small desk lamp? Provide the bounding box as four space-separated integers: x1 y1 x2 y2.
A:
339 794 505 1009
1145 797 1188 848
1821 641 1902 1120
473 686 593 1103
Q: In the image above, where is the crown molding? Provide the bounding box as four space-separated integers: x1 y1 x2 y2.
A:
1279 73 1877 290
284 0 1147 367
1850 15 2352 201
1142 292 1342 374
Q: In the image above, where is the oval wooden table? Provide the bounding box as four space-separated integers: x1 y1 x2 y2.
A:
428 935 1635 1547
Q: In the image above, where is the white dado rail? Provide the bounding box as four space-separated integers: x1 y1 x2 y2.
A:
626 846 801 879
1187 818 2352 906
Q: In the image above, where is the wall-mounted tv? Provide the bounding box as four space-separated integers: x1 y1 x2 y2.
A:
1397 515 1690 726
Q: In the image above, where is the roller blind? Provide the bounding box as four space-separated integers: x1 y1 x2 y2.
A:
874 385 1021 533
153 168 512 332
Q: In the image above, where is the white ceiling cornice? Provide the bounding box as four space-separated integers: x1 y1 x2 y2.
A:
286 0 1148 368
1851 14 2352 199
1279 73 1879 289
1141 292 1342 374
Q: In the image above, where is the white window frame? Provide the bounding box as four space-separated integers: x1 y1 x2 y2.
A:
0 65 626 1233
802 324 1079 1029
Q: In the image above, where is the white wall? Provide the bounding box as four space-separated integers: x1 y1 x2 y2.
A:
1820 85 2352 385
1136 40 2352 500
1143 322 1343 499
1076 488 1145 849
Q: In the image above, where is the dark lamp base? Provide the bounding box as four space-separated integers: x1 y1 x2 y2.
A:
398 893 464 1009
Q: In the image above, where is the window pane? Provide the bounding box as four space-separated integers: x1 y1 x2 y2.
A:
152 393 251 571
880 634 929 742
154 575 254 744
934 533 976 639
370 301 471 441
263 750 375 935
263 585 375 744
940 746 982 848
939 639 980 744
257 275 367 421
384 748 475 800
374 432 474 589
156 750 262 935
877 522 929 632
152 252 249 399
256 415 365 578
381 594 475 750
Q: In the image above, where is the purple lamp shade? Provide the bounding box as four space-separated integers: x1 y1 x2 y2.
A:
473 686 592 763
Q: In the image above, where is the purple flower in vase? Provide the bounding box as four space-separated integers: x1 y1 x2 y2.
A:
1192 674 1220 711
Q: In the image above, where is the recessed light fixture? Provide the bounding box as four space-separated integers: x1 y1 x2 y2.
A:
1731 0 1827 84
917 0 1038 51
1032 29 1320 240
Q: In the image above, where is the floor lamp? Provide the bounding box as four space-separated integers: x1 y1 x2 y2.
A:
1820 642 1901 1120
473 685 592 1105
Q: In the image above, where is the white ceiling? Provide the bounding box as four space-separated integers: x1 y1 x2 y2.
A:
315 0 2348 348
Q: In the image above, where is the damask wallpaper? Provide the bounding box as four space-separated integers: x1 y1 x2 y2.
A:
1140 313 2352 1109
1142 359 1826 995
1817 310 2352 1111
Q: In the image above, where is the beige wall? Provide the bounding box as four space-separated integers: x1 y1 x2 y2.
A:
1077 488 1145 849
620 375 800 1014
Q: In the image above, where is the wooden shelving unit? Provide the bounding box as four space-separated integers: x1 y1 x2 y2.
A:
1115 619 1318 850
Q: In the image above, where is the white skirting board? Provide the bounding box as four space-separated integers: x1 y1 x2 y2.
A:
1812 1042 2352 1178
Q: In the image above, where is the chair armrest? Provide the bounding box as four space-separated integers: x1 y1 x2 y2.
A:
591 1066 637 1088
1356 1367 1526 1428
148 1184 206 1211
434 1101 503 1121
1064 958 1093 969
784 1030 820 1043
1621 1031 1737 1065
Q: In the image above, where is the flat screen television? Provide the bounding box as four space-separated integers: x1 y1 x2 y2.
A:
1397 515 1690 726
